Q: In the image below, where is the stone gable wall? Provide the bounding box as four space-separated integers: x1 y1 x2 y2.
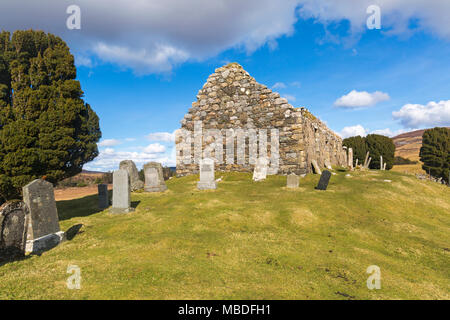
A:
176 63 346 176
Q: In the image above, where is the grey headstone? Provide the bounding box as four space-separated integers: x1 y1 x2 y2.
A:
119 160 144 191
287 174 299 188
348 148 354 170
144 162 167 192
315 170 332 191
111 169 134 214
98 184 109 209
197 158 217 190
324 159 332 170
23 179 61 240
0 201 29 259
253 157 269 181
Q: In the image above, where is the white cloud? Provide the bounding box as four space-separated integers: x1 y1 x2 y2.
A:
147 131 176 142
272 82 287 89
98 139 122 147
282 94 297 102
339 125 368 138
291 81 302 88
371 128 407 137
334 90 390 108
143 143 166 153
392 100 450 128
2 1 450 74
84 146 175 172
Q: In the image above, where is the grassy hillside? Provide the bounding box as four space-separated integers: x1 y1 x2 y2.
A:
0 171 449 300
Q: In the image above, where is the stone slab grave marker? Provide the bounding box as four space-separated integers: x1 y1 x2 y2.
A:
287 174 299 188
380 155 384 170
144 162 167 192
111 169 134 214
98 184 109 209
315 170 332 191
311 159 322 175
253 157 269 181
197 158 217 190
363 151 370 169
0 201 30 259
348 148 354 170
324 159 332 170
119 160 144 191
22 179 65 254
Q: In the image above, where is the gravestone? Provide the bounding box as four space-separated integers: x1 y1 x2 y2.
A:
98 184 109 209
348 148 354 170
197 158 217 190
311 159 322 175
380 155 383 170
144 162 167 192
0 201 29 259
22 179 65 254
253 157 269 181
119 160 144 191
111 169 134 214
363 151 370 168
324 159 332 170
315 170 332 191
287 174 299 188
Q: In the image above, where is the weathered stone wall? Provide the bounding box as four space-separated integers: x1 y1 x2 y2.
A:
176 63 346 176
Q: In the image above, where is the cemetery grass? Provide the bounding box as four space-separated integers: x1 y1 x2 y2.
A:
1 171 449 299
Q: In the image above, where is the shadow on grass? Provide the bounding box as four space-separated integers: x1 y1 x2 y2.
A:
65 224 84 241
0 249 31 267
131 201 141 209
57 190 112 221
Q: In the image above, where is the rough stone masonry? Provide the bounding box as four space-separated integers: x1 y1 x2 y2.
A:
176 63 346 176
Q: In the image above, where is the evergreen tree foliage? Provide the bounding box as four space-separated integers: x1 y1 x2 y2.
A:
0 30 101 200
420 127 450 183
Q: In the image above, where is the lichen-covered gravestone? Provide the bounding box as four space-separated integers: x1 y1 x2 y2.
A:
311 159 322 175
315 170 332 191
0 201 30 259
287 174 299 188
119 160 144 191
144 162 167 192
111 169 134 214
22 179 65 254
253 157 269 181
98 184 109 209
197 158 217 190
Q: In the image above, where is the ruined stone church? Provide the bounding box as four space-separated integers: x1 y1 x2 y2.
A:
176 63 347 176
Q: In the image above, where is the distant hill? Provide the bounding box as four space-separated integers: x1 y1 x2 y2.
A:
392 129 426 161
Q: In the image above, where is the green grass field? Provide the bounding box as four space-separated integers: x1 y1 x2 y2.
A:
0 170 449 300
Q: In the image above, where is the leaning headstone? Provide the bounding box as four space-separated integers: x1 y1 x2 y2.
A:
355 158 359 168
383 162 387 171
324 159 332 170
380 155 383 170
253 157 269 181
197 158 217 190
286 174 299 188
98 184 109 209
119 160 144 191
111 169 134 214
363 151 370 168
0 201 29 259
311 159 322 175
22 179 65 254
348 148 354 170
315 170 332 191
144 162 168 192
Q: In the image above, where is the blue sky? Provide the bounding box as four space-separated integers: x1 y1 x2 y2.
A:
1 0 449 171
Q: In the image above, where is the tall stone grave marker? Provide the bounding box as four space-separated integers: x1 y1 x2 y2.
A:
380 155 384 170
0 201 30 259
23 179 65 254
111 169 134 214
144 162 167 192
348 148 354 170
98 184 109 209
315 170 332 191
119 160 144 191
253 157 269 181
197 158 217 190
287 174 299 188
311 159 322 175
